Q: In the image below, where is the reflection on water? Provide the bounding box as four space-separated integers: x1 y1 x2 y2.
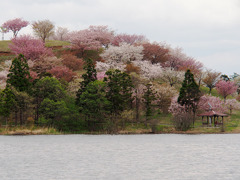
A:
0 134 240 180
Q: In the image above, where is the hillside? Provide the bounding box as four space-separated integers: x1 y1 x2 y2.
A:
0 37 240 134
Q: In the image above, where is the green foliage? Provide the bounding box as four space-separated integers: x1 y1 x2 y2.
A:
142 83 156 121
7 54 32 92
0 87 15 118
78 80 110 130
200 86 220 97
76 58 97 106
178 69 201 112
33 76 66 101
104 69 133 115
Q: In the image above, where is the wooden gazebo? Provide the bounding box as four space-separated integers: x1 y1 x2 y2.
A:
197 110 228 127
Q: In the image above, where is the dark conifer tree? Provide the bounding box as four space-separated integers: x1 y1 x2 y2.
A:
7 54 32 92
142 83 156 122
178 69 201 126
76 58 97 106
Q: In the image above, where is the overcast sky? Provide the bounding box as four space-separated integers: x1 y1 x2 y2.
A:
1 0 240 75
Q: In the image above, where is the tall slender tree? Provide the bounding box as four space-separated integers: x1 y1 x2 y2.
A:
142 83 156 122
76 58 97 106
177 69 201 126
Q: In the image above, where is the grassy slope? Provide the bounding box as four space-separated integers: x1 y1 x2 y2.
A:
0 40 11 52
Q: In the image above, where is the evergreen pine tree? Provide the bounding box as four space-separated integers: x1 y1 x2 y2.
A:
178 69 201 125
76 58 97 106
103 69 133 133
7 54 31 92
0 87 16 125
142 83 156 122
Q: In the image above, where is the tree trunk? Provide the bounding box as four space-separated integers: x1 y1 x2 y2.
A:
15 110 18 126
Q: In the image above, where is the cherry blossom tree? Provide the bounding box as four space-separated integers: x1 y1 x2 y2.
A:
96 61 126 72
9 35 53 60
159 68 184 87
215 80 238 102
162 47 185 70
142 42 169 64
178 57 203 75
32 56 62 74
198 95 226 113
202 69 221 94
132 60 162 80
48 66 76 82
67 29 101 57
2 18 29 38
168 96 186 115
52 26 69 41
88 25 114 48
225 99 240 114
101 43 143 63
112 33 148 46
154 84 177 113
29 71 38 82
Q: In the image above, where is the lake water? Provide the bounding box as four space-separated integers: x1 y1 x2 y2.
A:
0 134 240 180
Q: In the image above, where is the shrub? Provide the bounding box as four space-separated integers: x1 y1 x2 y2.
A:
48 66 76 82
62 54 84 71
172 112 193 131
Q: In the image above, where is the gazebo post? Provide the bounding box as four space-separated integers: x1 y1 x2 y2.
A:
214 116 215 127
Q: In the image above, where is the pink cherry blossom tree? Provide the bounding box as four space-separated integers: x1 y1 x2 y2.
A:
215 80 238 102
88 25 114 48
198 95 226 113
9 35 53 60
2 18 29 38
178 57 203 75
67 29 102 57
168 96 186 115
112 33 148 46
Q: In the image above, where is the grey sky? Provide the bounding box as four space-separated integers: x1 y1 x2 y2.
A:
1 0 240 75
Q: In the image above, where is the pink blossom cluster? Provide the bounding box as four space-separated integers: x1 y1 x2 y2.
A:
198 95 226 113
9 35 53 60
2 18 28 37
215 80 238 100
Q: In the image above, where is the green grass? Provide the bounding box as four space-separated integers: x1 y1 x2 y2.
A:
0 55 15 61
0 40 70 52
0 40 11 52
45 40 70 47
200 86 220 97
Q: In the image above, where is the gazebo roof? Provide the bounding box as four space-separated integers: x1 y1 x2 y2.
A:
197 110 228 117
